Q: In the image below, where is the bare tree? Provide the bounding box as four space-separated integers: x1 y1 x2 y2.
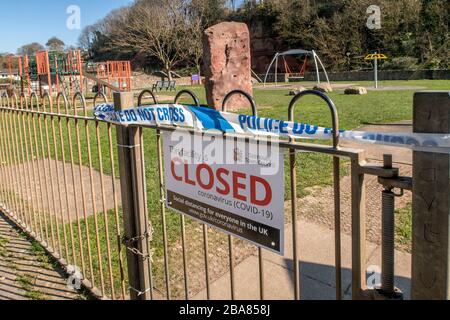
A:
183 0 223 76
182 18 204 76
108 0 195 81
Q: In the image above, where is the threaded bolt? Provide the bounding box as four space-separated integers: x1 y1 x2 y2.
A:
381 189 395 294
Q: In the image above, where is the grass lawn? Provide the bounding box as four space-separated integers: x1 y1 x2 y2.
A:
395 203 413 253
154 80 449 129
1 79 448 298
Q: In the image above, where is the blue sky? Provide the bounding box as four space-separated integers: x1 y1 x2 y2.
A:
0 0 133 54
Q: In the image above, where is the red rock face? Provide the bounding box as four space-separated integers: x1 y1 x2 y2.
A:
203 22 253 111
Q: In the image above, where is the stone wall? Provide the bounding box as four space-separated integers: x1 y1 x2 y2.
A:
258 69 450 83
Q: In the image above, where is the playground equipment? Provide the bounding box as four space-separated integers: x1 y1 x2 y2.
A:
263 49 330 87
7 55 32 95
365 52 388 88
7 50 84 98
94 61 132 96
35 50 84 98
7 50 132 100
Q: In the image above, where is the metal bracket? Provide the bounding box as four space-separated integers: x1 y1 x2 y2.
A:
128 285 152 297
378 176 412 191
122 232 152 246
123 245 153 261
364 288 404 300
117 144 141 149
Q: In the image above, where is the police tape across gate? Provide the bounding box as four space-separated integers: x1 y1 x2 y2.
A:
93 103 450 153
94 102 447 254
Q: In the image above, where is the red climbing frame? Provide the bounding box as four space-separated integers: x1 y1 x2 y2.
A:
96 61 132 95
7 55 32 96
35 51 53 98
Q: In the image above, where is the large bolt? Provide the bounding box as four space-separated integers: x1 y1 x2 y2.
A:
381 189 395 294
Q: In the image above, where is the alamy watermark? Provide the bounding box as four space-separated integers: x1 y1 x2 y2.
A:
67 5 81 30
366 265 381 289
366 5 381 30
66 265 83 290
168 130 282 177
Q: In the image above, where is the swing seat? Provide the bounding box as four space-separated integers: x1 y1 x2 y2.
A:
288 73 305 81
283 56 308 82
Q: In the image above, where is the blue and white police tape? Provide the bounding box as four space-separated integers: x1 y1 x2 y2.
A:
93 103 450 153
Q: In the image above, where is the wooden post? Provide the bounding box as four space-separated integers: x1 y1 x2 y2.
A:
412 91 450 299
114 92 152 300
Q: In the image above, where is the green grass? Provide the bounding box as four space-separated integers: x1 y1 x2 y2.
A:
0 235 9 257
395 202 412 252
165 80 450 129
60 209 128 299
59 206 191 299
15 274 34 291
27 237 59 270
15 274 47 300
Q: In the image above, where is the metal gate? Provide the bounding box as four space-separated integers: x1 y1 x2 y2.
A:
0 89 412 300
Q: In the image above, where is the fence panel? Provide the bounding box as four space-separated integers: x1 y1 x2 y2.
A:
0 89 410 300
116 89 372 300
0 92 127 300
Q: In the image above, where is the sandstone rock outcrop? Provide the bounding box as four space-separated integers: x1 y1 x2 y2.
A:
289 86 307 96
313 83 333 93
314 82 333 93
203 22 253 111
344 86 368 95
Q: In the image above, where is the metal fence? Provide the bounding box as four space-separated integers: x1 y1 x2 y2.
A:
0 89 410 300
0 91 126 299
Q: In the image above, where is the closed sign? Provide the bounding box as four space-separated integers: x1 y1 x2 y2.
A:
164 131 285 254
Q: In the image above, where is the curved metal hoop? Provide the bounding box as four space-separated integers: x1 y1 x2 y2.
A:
288 90 340 148
138 89 158 106
10 92 19 109
174 89 200 106
93 92 109 107
222 90 258 116
20 93 29 110
1 92 10 108
72 91 87 116
29 92 40 111
56 92 69 114
42 91 53 112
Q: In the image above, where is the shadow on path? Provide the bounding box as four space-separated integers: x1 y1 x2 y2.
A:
0 211 85 300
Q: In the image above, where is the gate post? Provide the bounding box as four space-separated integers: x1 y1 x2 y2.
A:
412 91 450 299
114 92 152 300
351 156 367 300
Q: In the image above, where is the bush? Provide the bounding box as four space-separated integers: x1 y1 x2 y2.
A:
0 79 20 86
381 56 419 70
174 66 200 77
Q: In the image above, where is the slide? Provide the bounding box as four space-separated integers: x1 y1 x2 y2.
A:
83 69 121 92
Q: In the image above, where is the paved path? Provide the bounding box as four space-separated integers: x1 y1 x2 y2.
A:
193 219 411 300
0 212 84 300
3 159 120 222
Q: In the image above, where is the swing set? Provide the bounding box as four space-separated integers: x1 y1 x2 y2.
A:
281 55 308 80
263 49 330 87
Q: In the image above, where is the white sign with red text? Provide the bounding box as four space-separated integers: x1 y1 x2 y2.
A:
163 131 285 254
